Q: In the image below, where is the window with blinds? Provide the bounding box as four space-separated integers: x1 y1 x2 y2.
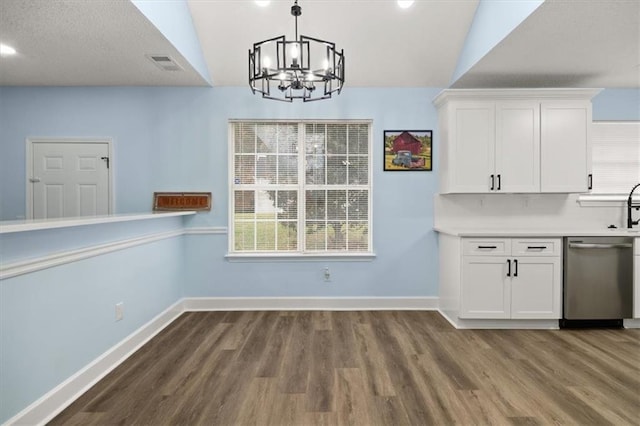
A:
230 121 371 254
591 122 640 195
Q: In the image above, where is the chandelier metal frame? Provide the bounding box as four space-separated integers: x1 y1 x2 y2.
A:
248 0 345 102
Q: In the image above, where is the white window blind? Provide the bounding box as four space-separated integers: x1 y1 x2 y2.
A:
230 121 371 254
591 122 640 195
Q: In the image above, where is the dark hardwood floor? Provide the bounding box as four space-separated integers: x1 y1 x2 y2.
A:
50 311 640 425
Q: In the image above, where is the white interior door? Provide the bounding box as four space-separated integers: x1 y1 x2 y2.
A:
30 141 111 219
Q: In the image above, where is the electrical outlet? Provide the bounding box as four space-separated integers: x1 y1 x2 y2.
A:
324 267 331 282
115 302 124 321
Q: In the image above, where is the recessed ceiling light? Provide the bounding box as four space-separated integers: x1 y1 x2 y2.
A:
0 43 17 56
255 0 270 6
397 0 414 9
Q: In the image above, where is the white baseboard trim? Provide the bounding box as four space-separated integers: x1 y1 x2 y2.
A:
437 309 461 329
0 229 184 280
437 309 559 330
183 296 439 311
623 318 640 329
3 299 185 426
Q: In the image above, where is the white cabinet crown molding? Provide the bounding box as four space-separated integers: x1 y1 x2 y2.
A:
433 88 603 107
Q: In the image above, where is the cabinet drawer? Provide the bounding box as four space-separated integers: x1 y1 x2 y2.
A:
512 238 561 257
463 239 510 256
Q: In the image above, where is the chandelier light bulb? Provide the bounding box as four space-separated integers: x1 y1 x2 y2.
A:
255 1 270 7
322 58 329 70
279 72 287 81
291 44 299 59
262 56 271 69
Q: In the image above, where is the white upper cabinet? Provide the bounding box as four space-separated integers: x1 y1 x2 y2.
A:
540 101 592 192
448 102 495 193
496 101 540 193
434 89 600 194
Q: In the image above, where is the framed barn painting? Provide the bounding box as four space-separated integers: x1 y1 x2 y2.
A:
384 130 432 171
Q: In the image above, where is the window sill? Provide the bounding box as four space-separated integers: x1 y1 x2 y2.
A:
225 252 377 262
577 194 636 207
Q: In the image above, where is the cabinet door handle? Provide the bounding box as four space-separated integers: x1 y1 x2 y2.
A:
527 246 547 250
513 259 518 277
507 259 511 277
497 174 501 191
478 245 497 249
490 174 495 191
588 174 593 190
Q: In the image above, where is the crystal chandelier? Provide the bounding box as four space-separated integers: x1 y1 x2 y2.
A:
248 0 345 102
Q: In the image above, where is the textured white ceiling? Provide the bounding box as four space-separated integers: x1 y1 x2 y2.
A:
453 0 640 88
0 0 209 86
0 0 638 89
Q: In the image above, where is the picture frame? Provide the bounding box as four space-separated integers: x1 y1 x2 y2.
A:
383 130 432 171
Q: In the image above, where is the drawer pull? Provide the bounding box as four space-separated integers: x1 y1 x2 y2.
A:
527 246 547 250
514 259 518 277
507 259 511 277
477 245 497 249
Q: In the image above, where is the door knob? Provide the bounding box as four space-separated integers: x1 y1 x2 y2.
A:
29 177 41 183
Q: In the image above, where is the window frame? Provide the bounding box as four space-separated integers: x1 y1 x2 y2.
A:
227 119 375 260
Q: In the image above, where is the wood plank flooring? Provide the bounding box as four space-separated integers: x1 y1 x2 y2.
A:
50 311 640 425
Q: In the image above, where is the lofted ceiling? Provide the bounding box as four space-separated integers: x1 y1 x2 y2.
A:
187 0 478 87
452 0 640 88
0 0 638 89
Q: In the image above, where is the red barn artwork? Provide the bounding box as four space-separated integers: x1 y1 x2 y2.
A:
392 131 422 155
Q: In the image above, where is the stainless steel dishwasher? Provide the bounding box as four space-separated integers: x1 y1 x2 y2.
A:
562 236 633 327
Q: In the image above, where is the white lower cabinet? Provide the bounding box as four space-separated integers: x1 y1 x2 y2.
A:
461 256 510 319
510 257 561 319
460 238 562 320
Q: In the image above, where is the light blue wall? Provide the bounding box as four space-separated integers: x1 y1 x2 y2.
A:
131 0 211 85
592 89 640 121
0 216 184 264
0 216 185 423
0 86 441 297
0 87 439 296
450 0 544 85
182 87 441 298
0 87 159 220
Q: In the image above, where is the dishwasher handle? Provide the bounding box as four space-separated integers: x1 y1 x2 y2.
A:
568 242 633 249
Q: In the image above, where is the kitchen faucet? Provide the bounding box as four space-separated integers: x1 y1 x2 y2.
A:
627 183 640 228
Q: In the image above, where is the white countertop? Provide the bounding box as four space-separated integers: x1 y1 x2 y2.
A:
434 226 640 237
0 211 196 234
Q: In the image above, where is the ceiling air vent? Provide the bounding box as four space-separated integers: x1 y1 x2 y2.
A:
146 54 183 72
